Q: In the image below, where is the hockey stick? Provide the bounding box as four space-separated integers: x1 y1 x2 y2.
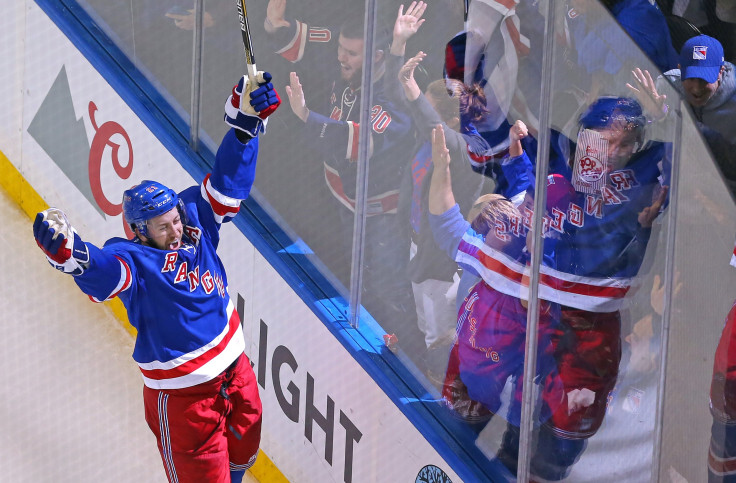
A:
236 0 258 84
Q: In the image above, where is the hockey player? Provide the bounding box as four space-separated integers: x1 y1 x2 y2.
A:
32 73 281 483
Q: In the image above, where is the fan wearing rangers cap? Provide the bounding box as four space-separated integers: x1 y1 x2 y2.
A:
656 35 736 191
664 34 733 116
32 72 280 483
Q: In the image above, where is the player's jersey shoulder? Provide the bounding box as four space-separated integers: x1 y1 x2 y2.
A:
103 236 143 248
101 236 145 259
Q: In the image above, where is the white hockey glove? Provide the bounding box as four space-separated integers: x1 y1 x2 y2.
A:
224 72 281 138
33 208 90 276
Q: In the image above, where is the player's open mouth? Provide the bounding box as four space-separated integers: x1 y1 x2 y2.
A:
169 240 181 250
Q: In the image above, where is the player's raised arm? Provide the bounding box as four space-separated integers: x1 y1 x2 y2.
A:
224 71 281 140
428 124 456 215
500 120 536 205
215 71 281 205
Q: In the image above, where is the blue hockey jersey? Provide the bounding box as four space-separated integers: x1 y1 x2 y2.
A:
480 137 668 312
74 129 257 390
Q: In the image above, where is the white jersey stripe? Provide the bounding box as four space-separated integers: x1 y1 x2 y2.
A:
457 233 633 312
139 299 236 371
88 256 133 303
202 175 241 222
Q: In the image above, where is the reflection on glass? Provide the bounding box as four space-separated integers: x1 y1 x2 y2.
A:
426 114 571 477
447 1 677 480
254 0 676 479
528 96 669 481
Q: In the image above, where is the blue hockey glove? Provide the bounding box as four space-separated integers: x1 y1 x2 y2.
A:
33 208 90 276
224 72 281 137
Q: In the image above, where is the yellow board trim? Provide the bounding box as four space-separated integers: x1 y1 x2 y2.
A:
0 148 286 482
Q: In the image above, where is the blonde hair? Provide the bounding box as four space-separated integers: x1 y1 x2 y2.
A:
468 193 519 235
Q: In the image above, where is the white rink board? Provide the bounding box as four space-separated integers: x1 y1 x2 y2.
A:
247 252 460 482
4 3 461 482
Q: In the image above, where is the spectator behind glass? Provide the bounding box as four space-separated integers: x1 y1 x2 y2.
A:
267 0 430 364
392 49 492 382
630 32 736 483
656 34 736 191
662 31 736 483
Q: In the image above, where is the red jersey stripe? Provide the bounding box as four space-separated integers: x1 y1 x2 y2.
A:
139 307 240 380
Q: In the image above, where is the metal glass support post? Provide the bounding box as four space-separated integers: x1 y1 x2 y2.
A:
189 0 204 151
517 1 556 481
651 102 683 482
348 0 378 327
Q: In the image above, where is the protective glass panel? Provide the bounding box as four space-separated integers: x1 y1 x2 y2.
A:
660 108 736 480
367 0 549 478
199 0 248 144
77 0 195 124
526 1 681 481
206 0 373 304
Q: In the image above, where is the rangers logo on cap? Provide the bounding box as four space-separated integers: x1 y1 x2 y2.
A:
693 45 708 60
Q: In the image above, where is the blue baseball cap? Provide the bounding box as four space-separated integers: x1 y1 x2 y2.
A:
680 35 724 83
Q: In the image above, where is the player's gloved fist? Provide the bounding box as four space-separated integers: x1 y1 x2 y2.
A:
33 208 90 276
244 71 281 119
224 72 281 138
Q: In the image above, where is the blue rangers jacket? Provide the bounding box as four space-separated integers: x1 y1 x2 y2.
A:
74 129 256 390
